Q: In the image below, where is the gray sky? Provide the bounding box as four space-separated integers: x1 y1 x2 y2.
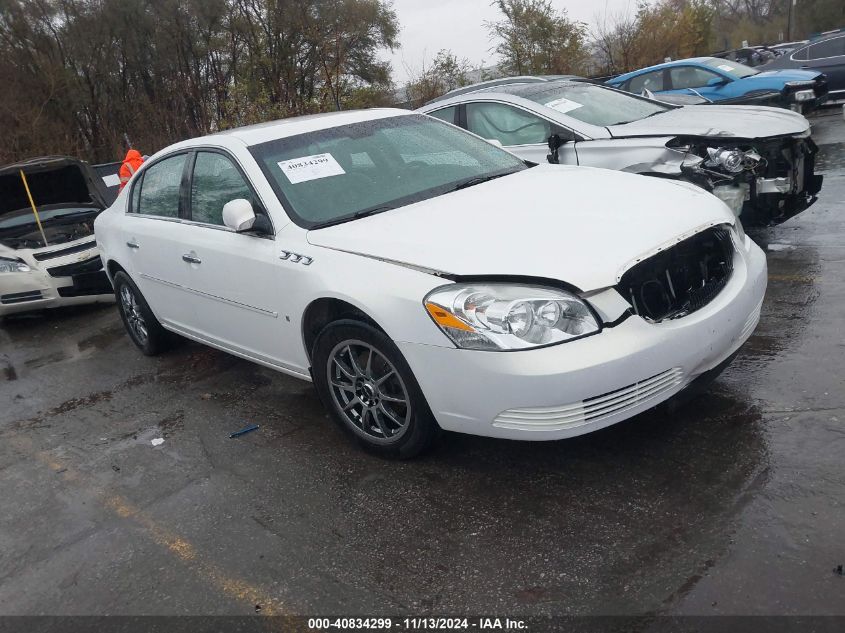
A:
384 0 638 83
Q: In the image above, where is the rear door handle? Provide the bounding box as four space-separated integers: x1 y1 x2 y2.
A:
182 253 202 264
126 240 140 249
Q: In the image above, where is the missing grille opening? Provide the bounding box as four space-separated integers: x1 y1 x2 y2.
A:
616 226 734 323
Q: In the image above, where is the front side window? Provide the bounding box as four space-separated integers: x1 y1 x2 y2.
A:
807 36 845 60
427 106 456 124
627 70 665 94
669 66 723 90
249 114 526 228
465 102 550 145
190 152 253 226
135 154 187 218
521 83 671 127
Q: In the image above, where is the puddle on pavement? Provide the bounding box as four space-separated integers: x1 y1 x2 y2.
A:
816 141 845 173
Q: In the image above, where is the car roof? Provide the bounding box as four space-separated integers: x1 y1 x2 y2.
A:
426 75 586 105
171 108 414 149
611 57 716 81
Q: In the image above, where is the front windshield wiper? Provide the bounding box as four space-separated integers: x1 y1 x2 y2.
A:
450 170 519 192
313 205 395 229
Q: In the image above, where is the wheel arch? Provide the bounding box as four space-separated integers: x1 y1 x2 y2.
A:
106 258 127 283
301 297 387 363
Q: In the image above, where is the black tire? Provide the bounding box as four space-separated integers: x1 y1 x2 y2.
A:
312 320 440 459
113 271 172 356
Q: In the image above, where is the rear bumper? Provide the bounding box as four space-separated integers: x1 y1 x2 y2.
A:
399 238 767 441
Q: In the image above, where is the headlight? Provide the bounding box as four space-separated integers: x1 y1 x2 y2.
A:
0 257 31 273
424 283 600 351
706 148 745 173
792 89 815 102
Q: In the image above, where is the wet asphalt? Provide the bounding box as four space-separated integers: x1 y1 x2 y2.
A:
1 108 844 619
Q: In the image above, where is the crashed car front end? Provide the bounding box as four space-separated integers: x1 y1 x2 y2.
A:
0 238 113 317
0 157 115 317
672 132 823 225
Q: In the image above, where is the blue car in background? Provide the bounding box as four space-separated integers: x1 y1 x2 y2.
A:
607 57 829 112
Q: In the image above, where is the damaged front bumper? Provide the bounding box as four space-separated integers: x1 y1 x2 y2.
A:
0 241 114 317
681 136 823 226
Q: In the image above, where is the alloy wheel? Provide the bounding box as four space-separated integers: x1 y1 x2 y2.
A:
120 284 148 345
326 339 412 444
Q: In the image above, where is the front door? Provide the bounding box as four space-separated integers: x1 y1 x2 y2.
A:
175 150 303 372
463 101 578 165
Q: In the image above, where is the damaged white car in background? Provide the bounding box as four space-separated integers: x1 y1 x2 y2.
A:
420 78 823 225
0 157 115 317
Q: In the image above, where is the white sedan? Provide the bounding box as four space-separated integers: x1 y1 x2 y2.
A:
95 109 767 457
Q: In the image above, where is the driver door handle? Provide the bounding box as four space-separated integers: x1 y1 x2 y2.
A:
126 240 140 249
182 253 202 264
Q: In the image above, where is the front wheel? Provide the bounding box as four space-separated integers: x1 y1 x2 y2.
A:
312 321 440 459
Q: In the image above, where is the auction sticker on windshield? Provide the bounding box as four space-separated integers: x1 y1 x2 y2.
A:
544 96 583 114
278 153 346 184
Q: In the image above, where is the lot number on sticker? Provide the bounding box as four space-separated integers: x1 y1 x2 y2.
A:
544 97 583 114
278 153 346 184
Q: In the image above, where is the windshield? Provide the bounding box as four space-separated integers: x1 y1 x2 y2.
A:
0 205 98 230
249 114 526 228
703 58 758 78
520 83 671 127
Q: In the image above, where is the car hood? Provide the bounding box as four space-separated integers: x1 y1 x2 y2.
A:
306 165 734 291
0 156 110 220
606 104 809 139
752 68 822 82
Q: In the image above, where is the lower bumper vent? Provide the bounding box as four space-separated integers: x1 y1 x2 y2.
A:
493 368 684 432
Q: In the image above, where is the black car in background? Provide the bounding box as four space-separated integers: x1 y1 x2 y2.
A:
761 31 845 101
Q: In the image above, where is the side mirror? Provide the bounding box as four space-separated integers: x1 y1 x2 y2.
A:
707 76 729 87
222 198 256 232
547 133 569 164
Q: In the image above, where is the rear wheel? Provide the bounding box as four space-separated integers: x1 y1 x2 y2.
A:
312 321 439 458
113 271 172 356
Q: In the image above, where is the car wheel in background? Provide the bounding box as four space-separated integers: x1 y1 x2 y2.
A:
312 320 440 459
113 271 172 356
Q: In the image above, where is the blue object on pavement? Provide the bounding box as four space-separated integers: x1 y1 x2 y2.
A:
229 424 260 438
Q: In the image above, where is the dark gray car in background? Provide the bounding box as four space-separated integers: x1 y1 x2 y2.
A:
761 31 845 100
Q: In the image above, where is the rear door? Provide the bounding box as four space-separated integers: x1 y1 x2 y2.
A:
123 152 198 330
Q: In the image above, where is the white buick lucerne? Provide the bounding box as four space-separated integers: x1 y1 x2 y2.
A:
95 109 767 458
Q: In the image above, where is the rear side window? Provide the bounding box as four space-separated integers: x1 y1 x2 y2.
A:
427 106 457 125
190 152 253 226
135 154 187 217
807 36 845 60
627 70 665 93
